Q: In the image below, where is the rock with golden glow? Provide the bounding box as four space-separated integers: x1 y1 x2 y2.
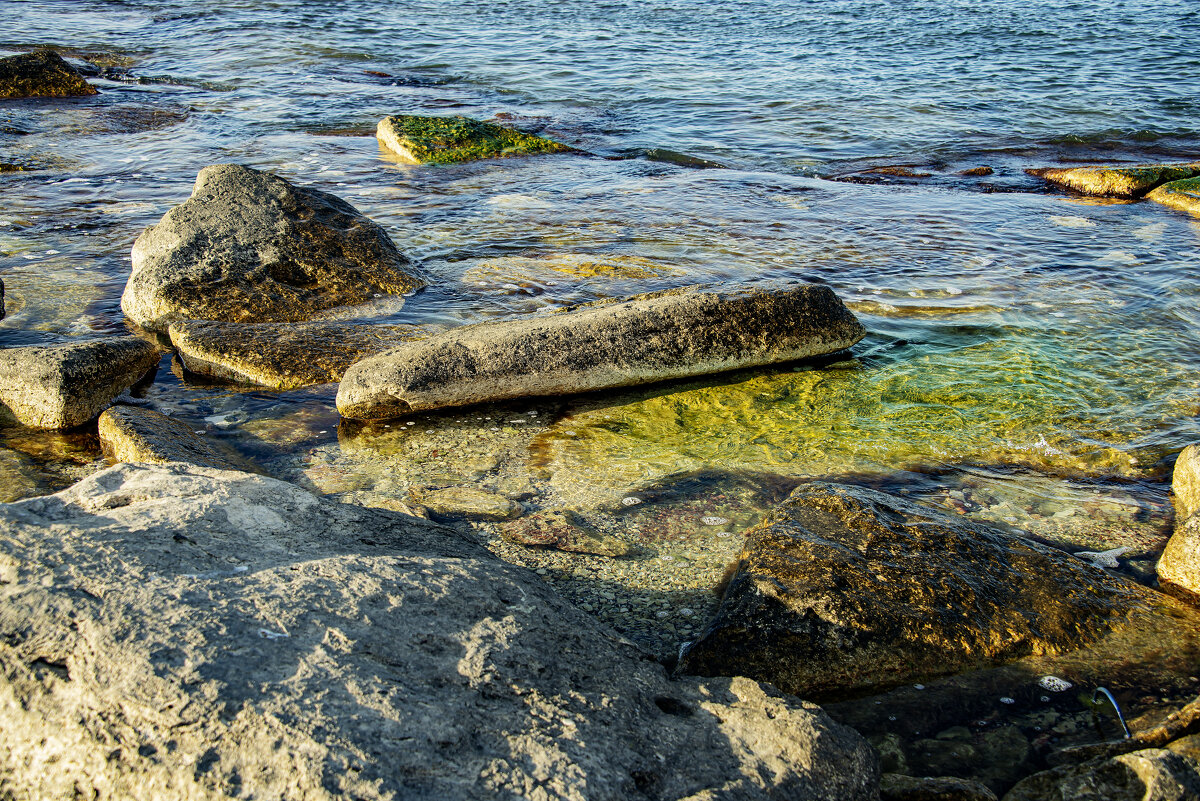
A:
1148 177 1200 216
97 405 242 470
0 50 97 99
1156 445 1200 596
1027 163 1200 198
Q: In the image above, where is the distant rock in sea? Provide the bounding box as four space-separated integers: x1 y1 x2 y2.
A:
0 50 97 99
376 114 573 164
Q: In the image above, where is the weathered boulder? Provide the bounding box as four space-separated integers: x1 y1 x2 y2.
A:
168 319 434 389
121 164 422 332
408 485 524 521
677 482 1148 700
881 773 997 801
97 405 241 470
1027 163 1200 198
0 337 160 429
337 283 866 420
499 509 636 557
0 463 879 800
1156 444 1200 595
377 114 572 165
1148 177 1200 216
1002 748 1200 801
0 50 97 99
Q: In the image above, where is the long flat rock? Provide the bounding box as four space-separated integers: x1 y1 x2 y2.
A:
337 283 866 420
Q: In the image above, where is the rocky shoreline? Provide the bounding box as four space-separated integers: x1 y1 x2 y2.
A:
4 48 1200 800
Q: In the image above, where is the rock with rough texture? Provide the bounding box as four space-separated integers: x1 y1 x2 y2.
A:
0 337 160 429
1002 748 1200 801
377 114 572 165
0 448 39 503
1148 177 1200 216
881 773 997 801
499 509 635 557
1156 445 1200 596
0 462 879 800
337 283 866 420
1027 163 1200 198
678 482 1148 700
97 405 241 470
1 276 5 320
408 485 524 521
169 319 435 389
121 164 422 332
0 50 97 99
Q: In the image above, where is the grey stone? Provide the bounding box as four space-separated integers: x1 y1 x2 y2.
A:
337 282 866 420
0 337 160 429
121 164 423 332
1157 445 1200 596
677 482 1150 700
0 463 879 800
1002 748 1200 801
97 405 243 470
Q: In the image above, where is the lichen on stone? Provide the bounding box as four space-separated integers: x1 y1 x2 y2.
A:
376 114 572 165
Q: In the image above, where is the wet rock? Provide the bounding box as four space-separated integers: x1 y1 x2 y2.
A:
169 319 435 389
377 114 572 165
0 462 879 800
121 164 422 332
1002 748 1200 801
0 50 97 99
0 447 40 502
337 282 865 420
0 337 160 429
1147 177 1200 216
1171 445 1200 520
499 509 635 557
1027 163 1200 198
881 773 998 801
97 405 241 470
1157 445 1200 596
677 482 1148 700
644 148 727 169
408 485 524 521
960 166 995 177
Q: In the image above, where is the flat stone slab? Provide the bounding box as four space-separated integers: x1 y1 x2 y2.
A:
1028 163 1200 198
336 283 866 420
0 463 878 800
678 482 1151 700
122 164 423 332
97 405 242 470
377 114 572 164
0 337 160 429
0 50 97 99
169 319 435 389
1147 177 1200 216
408 485 525 521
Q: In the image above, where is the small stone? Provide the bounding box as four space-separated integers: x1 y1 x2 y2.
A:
407 486 523 522
98 406 243 471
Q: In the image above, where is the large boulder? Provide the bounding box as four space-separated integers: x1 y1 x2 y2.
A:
677 482 1149 700
1156 445 1200 595
121 164 423 332
168 319 435 389
1027 163 1200 198
377 114 572 165
1147 177 1200 216
0 50 97 99
0 463 879 800
0 337 160 429
97 405 243 470
337 283 866 420
1002 748 1200 801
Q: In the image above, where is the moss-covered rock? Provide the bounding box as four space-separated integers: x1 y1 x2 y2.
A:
1028 163 1200 198
1147 177 1200 216
376 114 572 165
0 50 97 100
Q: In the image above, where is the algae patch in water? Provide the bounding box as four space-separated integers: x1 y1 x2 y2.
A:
377 114 573 165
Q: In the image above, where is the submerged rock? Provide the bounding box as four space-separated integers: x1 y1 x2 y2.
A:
0 448 40 503
0 462 879 800
1147 177 1200 216
1002 748 1200 801
1156 444 1200 596
97 405 241 470
121 164 423 332
1027 163 1200 198
336 283 865 420
408 485 524 521
0 50 97 99
678 482 1148 700
169 319 435 389
499 509 635 557
881 773 997 801
0 337 160 429
377 114 572 164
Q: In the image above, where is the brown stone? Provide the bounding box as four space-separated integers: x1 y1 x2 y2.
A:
499 510 635 557
0 50 97 99
97 405 243 470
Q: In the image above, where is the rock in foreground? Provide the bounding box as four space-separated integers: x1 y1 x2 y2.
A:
337 283 866 420
121 164 423 332
1147 177 1200 216
0 337 160 428
0 463 879 800
377 114 572 164
1028 163 1200 198
97 405 241 470
0 50 97 99
678 482 1148 700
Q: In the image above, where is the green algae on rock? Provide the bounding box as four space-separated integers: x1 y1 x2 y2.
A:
1028 163 1200 198
677 482 1149 700
0 50 97 100
376 114 572 165
1147 177 1200 216
122 164 423 332
336 283 865 420
97 405 243 470
169 319 437 389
